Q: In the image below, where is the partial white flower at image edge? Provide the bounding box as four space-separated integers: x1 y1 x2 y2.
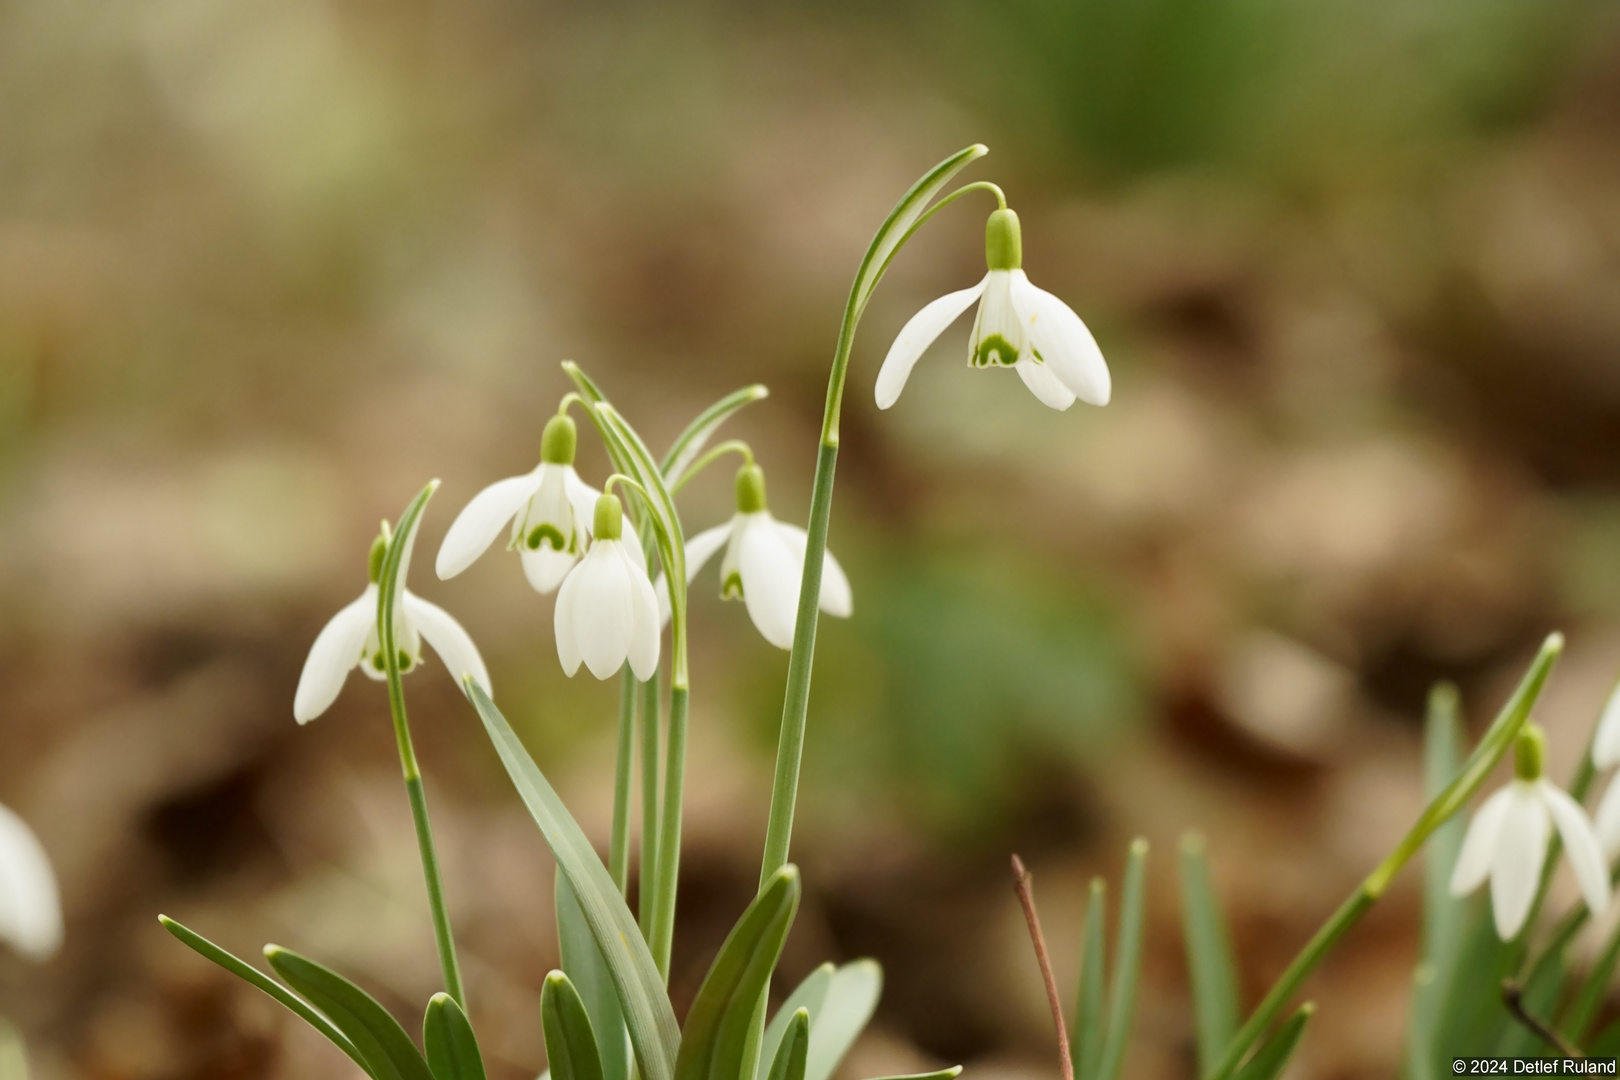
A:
294 527 491 724
1451 722 1609 940
0 802 62 962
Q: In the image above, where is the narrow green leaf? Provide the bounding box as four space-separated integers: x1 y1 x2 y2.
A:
663 384 770 482
1096 840 1148 1080
765 1010 810 1080
853 145 988 315
1405 966 1438 1080
265 946 434 1080
675 866 802 1080
1432 897 1515 1061
1232 1003 1313 1080
863 1070 963 1080
0 1016 27 1080
1073 878 1107 1080
159 916 371 1076
558 877 631 1080
1179 834 1239 1080
543 971 606 1080
756 964 834 1080
1409 683 1466 1080
1562 913 1620 1044
804 960 883 1080
424 993 485 1080
467 681 679 1080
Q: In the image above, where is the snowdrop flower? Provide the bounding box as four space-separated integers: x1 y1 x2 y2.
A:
1451 724 1609 939
554 493 660 681
294 529 491 723
0 801 62 961
1589 679 1620 857
876 207 1110 412
436 414 601 593
663 464 852 650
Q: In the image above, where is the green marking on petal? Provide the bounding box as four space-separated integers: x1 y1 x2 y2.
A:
722 572 744 601
974 335 1019 368
528 524 568 551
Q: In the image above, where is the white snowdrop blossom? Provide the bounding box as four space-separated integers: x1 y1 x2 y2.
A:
0 801 62 961
554 493 660 681
1586 679 1620 859
660 464 852 650
1450 724 1609 940
436 414 602 594
876 208 1110 412
294 531 491 724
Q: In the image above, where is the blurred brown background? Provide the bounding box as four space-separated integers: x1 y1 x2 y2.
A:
5 0 1620 1076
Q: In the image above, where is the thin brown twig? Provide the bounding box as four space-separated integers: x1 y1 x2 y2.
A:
1012 854 1075 1080
1502 979 1585 1059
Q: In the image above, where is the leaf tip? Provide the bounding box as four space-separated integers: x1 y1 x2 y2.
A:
1129 837 1149 857
1179 832 1206 855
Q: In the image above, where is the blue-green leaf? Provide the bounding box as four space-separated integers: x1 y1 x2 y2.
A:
804 960 882 1080
764 1009 810 1080
265 945 434 1080
1179 834 1238 1080
1072 878 1107 1080
756 964 834 1080
159 916 371 1076
674 866 802 1080
663 385 770 483
543 971 606 1080
1096 840 1148 1080
467 681 679 1080
424 993 485 1080
1408 683 1466 1080
1232 1003 1312 1080
557 877 630 1080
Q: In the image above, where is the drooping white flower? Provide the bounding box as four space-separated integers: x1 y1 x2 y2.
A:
1591 676 1620 771
294 527 491 724
1450 724 1609 939
876 207 1110 412
660 464 851 650
0 801 62 961
554 493 660 681
436 414 601 594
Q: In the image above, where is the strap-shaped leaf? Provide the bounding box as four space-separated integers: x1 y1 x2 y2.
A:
1096 840 1148 1080
804 960 882 1080
1563 914 1620 1044
1072 879 1107 1080
467 681 680 1080
0 1015 29 1080
675 866 802 1080
265 945 434 1080
557 875 631 1080
1411 682 1467 1080
424 993 485 1080
764 1009 810 1080
755 964 834 1080
865 1071 963 1080
852 145 988 316
543 971 606 1080
1179 835 1238 1080
159 916 372 1076
1232 1003 1312 1080
663 384 770 482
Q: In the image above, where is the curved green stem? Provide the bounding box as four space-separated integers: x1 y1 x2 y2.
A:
672 440 754 493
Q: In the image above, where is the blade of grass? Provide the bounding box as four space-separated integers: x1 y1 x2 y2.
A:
1180 834 1238 1080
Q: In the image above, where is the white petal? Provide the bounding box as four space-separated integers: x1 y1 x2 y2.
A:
403 592 491 697
293 586 376 724
622 547 661 681
1451 785 1513 896
774 521 852 618
562 468 602 540
1490 783 1551 939
1541 779 1611 916
573 544 634 679
554 564 583 677
1012 271 1111 407
875 279 986 409
1596 773 1620 861
654 520 734 628
520 545 579 594
0 803 62 961
737 515 805 649
1014 357 1078 411
1595 678 1620 769
435 470 546 579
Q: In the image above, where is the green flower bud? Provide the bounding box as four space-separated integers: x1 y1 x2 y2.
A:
1514 722 1546 781
735 464 767 514
541 414 578 465
985 208 1022 272
594 493 624 540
